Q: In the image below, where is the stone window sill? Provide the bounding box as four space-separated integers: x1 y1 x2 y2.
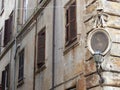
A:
35 64 46 75
64 39 79 55
0 9 4 16
17 78 24 88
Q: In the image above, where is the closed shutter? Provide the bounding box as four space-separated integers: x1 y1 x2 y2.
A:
4 19 12 46
37 30 45 68
70 1 76 41
70 21 76 40
5 64 9 88
1 70 6 90
18 49 24 81
65 1 77 46
4 14 13 46
4 19 9 46
66 9 70 43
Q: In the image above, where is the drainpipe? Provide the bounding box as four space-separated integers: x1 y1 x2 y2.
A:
13 0 19 89
52 0 56 89
33 19 37 90
13 37 17 90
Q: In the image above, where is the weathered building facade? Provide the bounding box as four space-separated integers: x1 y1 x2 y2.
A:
0 0 120 90
0 0 54 90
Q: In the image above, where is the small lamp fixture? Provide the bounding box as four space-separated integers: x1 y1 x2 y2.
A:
93 51 103 64
87 28 111 85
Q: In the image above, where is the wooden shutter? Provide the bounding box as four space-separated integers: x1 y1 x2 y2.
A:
65 1 77 46
5 64 10 88
66 9 70 43
18 49 24 81
37 30 45 68
4 19 9 46
70 1 76 41
4 14 13 46
1 70 6 90
4 19 11 46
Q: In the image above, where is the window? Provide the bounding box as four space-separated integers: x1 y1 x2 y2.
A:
18 49 24 82
4 12 13 46
23 0 28 23
0 0 4 15
65 1 77 47
1 64 10 90
37 28 46 68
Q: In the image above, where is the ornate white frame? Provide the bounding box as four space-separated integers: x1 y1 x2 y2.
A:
87 28 112 55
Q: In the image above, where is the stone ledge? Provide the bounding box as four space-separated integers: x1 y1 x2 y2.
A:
85 58 96 76
86 0 97 7
106 27 120 43
104 1 120 16
102 56 120 72
89 86 103 90
86 1 98 14
86 73 100 89
103 72 120 87
85 49 92 61
107 0 120 3
106 15 120 29
103 86 120 90
110 43 120 57
77 75 86 90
